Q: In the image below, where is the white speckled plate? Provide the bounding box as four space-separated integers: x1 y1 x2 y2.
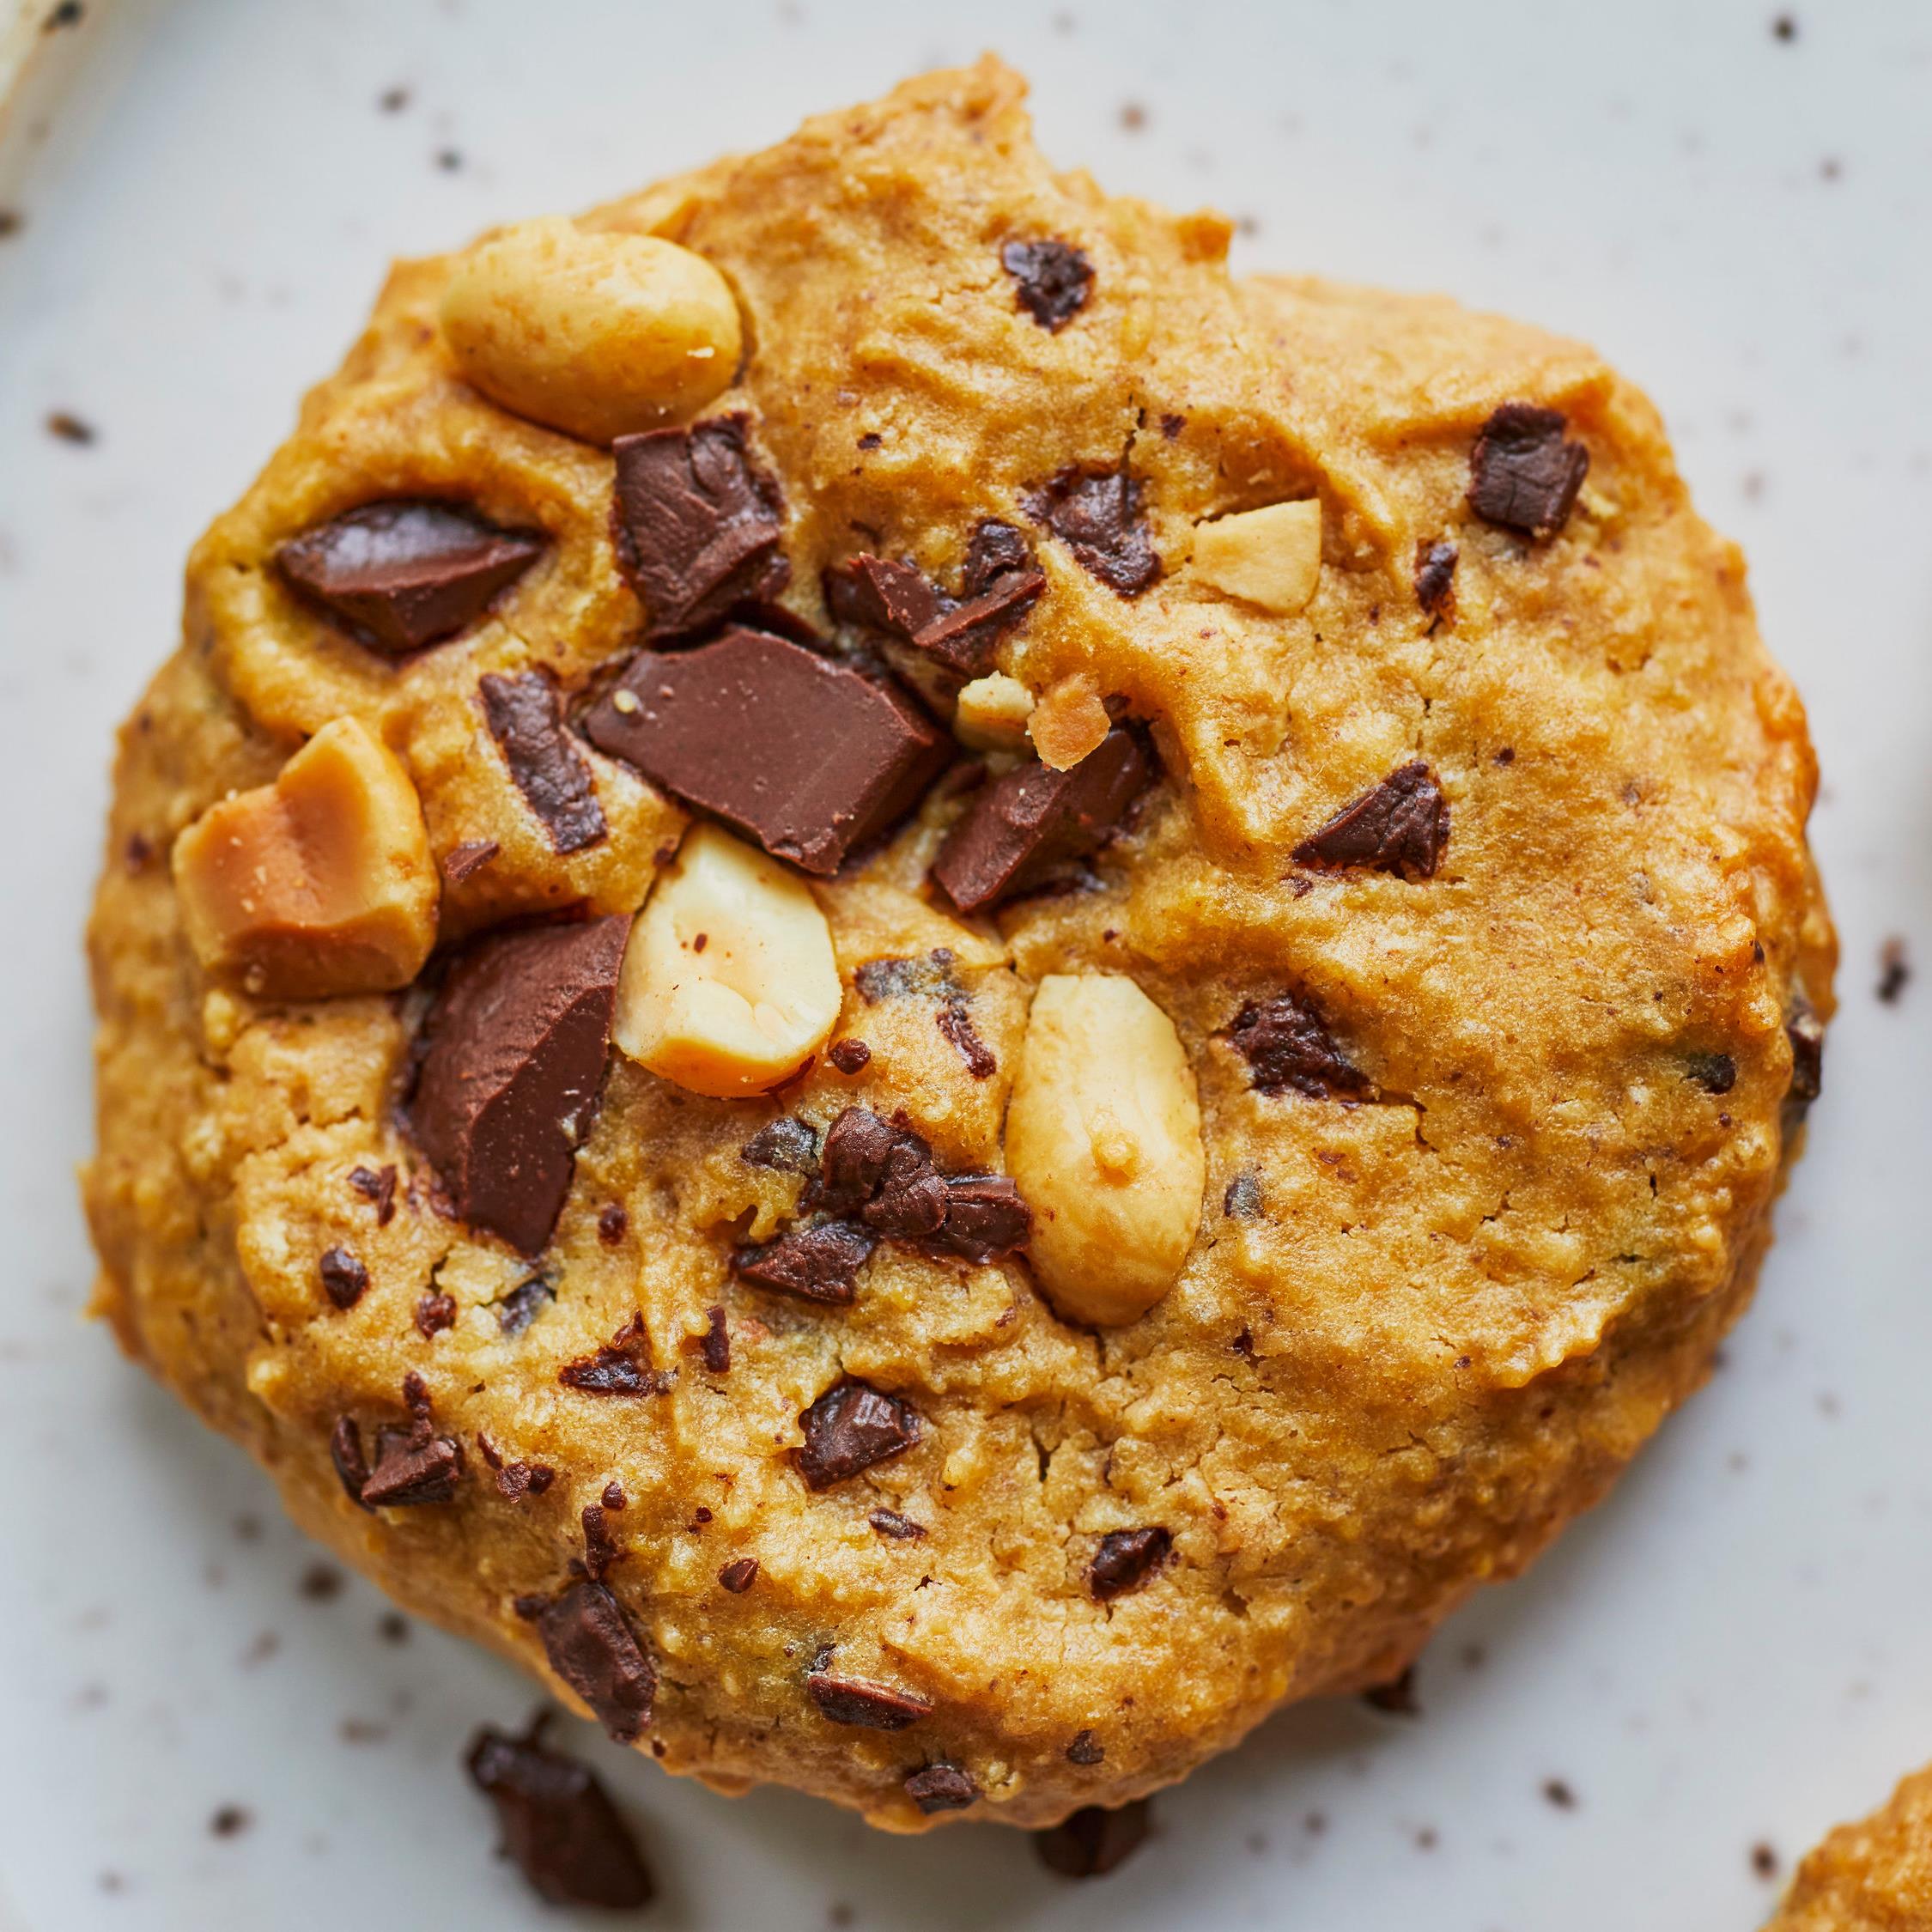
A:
3 2 1927 1926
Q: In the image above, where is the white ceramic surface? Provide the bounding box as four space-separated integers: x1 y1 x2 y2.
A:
2 2 1927 1927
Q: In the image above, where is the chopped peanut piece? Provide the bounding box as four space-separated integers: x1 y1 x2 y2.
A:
952 672 1036 750
1191 498 1322 614
172 717 438 999
1005 973 1205 1326
613 823 840 1098
1028 671 1111 771
440 216 742 444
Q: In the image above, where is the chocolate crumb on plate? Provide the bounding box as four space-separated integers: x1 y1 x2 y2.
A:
1363 1664 1420 1716
209 1804 252 1839
1877 936 1911 1004
46 410 96 445
1035 1799 1151 1879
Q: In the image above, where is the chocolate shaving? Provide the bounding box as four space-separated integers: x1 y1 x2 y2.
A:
1467 403 1589 538
1228 992 1368 1099
796 1379 921 1490
276 499 544 654
478 671 606 854
732 1220 874 1305
1000 239 1095 331
520 1580 656 1743
1036 1801 1151 1879
319 1246 368 1310
1089 1526 1172 1601
1291 762 1449 879
805 1671 932 1729
1025 465 1159 595
936 1003 997 1078
1414 540 1458 621
904 1762 980 1813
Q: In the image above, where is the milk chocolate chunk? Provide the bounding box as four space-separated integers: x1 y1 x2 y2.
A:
1292 762 1449 879
582 628 949 876
1036 1800 1151 1879
466 1723 654 1910
1467 403 1589 538
1229 992 1368 1100
739 1115 820 1174
806 1672 932 1729
1026 465 1158 595
823 555 944 641
1089 1525 1171 1601
1000 238 1095 331
925 1175 1030 1263
933 727 1151 914
905 1763 980 1813
478 671 606 854
524 1580 656 1743
610 415 789 636
732 1220 876 1305
796 1379 921 1490
276 500 544 654
407 917 629 1256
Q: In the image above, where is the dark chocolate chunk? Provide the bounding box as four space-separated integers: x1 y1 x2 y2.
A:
319 1246 368 1310
597 1203 628 1247
904 1763 979 1813
812 1107 911 1214
276 500 544 654
496 1274 554 1336
733 1220 875 1305
740 1115 820 1174
610 415 789 636
1414 539 1458 620
866 1140 951 1242
361 1423 463 1509
1000 239 1095 331
329 1415 372 1509
805 1672 933 1729
582 628 949 876
936 1003 997 1078
441 838 500 884
1687 1051 1739 1096
1291 762 1449 879
407 916 629 1256
478 671 605 855
924 1175 1030 1263
869 1508 927 1540
348 1163 398 1226
932 728 1151 914
796 1379 921 1490
1228 992 1368 1099
1066 1729 1105 1765
560 1315 667 1396
963 519 1035 594
1467 404 1589 538
1223 1171 1263 1219
1035 1800 1151 1879
823 554 944 642
717 1558 759 1594
700 1304 731 1374
1363 1665 1419 1716
1786 1004 1825 1105
1025 465 1158 595
414 1289 457 1339
466 1723 654 1910
827 1037 872 1075
1089 1526 1171 1601
523 1580 656 1743
824 545 1045 681
809 1109 1028 1261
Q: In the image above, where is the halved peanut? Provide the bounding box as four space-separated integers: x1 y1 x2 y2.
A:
440 216 741 444
1191 499 1321 614
172 717 438 999
1028 671 1111 771
1005 973 1205 1326
952 672 1035 750
614 823 840 1098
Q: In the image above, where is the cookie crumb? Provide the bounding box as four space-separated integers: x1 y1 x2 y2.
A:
1752 1841 1780 1879
1542 1777 1577 1809
1877 936 1911 1004
46 410 96 445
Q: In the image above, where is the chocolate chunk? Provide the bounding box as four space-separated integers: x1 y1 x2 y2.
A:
740 1115 820 1174
812 1107 911 1215
276 500 544 654
827 1037 872 1074
580 1503 617 1582
414 1289 457 1338
1066 1729 1105 1765
1363 1665 1419 1716
1035 1800 1151 1879
348 1163 398 1226
1000 239 1095 331
796 1379 921 1490
1687 1051 1738 1096
924 1176 1030 1264
869 1508 927 1540
1228 992 1368 1100
319 1246 368 1310
407 916 629 1256
483 1437 556 1501
478 671 606 855
805 1672 932 1729
440 839 500 885
329 1416 372 1509
602 1481 626 1510
523 1580 656 1743
825 545 1046 681
610 415 788 636
597 1203 628 1247
1223 1171 1263 1219
496 1274 554 1335
466 1723 654 1910
823 554 944 642
1467 404 1589 538
361 1425 463 1508
700 1304 731 1374
560 1314 667 1396
718 1558 759 1594
963 519 1036 594
1291 762 1449 880
936 1003 996 1078
1026 465 1158 595
933 728 1151 914
1089 1526 1171 1601
1786 1004 1825 1105
866 1140 951 1242
904 1763 979 1813
733 1220 875 1305
1414 540 1458 620
582 628 949 876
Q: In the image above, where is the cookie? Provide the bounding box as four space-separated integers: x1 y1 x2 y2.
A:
1767 1767 1932 1929
82 59 1834 1831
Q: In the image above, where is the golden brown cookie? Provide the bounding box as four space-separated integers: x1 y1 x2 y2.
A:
82 58 1833 1831
1769 1768 1932 1930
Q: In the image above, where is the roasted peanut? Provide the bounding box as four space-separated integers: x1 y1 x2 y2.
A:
952 672 1036 750
440 216 741 444
1005 973 1205 1325
172 717 438 999
1027 671 1111 770
613 823 840 1098
1191 498 1322 614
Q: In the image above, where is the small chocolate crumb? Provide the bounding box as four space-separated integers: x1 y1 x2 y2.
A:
1786 1004 1825 1104
580 1504 618 1582
936 1002 997 1078
379 1612 410 1643
560 1315 667 1397
123 830 154 872
1687 1051 1738 1095
436 148 463 171
904 1762 979 1813
1752 1841 1780 1879
869 1508 927 1540
796 1379 921 1490
700 1305 730 1375
319 1247 368 1310
414 1289 457 1339
210 1805 251 1839
1363 1665 1419 1716
601 1481 626 1511
1771 13 1796 40
1878 936 1911 1004
1035 1800 1151 1879
0 210 21 239
440 838 499 885
828 1037 872 1075
1000 239 1096 331
496 1274 554 1336
1089 1527 1171 1601
718 1558 759 1594
597 1203 628 1247
298 1562 343 1601
1066 1729 1105 1765
806 1671 932 1729
378 84 410 112
1119 100 1147 131
348 1163 398 1226
1414 539 1458 620
46 410 95 445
